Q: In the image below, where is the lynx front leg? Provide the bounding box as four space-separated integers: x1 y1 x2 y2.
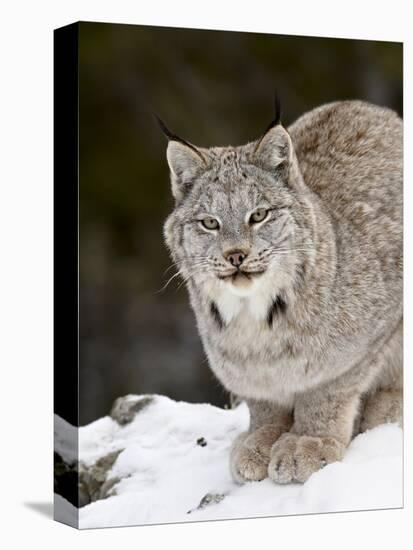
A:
230 400 292 483
268 386 360 484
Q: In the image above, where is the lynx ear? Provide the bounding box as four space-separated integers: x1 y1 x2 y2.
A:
254 124 293 173
155 115 207 201
166 141 206 201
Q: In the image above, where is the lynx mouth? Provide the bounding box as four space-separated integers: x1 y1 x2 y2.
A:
215 269 266 295
217 270 265 282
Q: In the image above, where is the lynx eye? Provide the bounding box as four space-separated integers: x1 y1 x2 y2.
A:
249 208 268 224
201 217 220 230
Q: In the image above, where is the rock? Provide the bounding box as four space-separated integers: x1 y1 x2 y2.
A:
79 450 123 506
188 492 226 514
55 396 156 509
110 395 154 425
54 452 79 507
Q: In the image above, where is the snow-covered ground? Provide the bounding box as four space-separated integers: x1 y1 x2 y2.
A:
56 395 403 529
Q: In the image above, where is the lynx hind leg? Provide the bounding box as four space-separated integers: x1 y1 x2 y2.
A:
361 388 402 431
361 321 403 432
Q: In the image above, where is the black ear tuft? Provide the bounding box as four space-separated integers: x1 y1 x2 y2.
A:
263 92 282 134
154 113 177 141
253 92 291 170
154 113 206 164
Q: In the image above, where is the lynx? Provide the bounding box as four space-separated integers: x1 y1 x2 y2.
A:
161 100 402 484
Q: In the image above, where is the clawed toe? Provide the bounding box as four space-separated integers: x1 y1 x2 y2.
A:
230 425 287 483
268 433 344 484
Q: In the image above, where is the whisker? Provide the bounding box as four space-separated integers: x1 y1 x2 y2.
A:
267 246 316 253
175 265 210 292
156 270 185 293
175 276 192 292
157 259 212 294
162 261 181 276
259 246 319 260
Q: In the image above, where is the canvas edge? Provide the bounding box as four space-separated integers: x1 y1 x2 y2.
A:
53 21 80 529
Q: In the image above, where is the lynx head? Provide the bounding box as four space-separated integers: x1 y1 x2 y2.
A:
161 103 310 304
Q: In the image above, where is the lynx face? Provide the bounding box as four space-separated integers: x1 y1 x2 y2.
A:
163 124 308 299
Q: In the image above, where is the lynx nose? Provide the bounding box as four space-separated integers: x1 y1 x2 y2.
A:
226 250 247 268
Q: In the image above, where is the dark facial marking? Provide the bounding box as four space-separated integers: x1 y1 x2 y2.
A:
267 295 287 328
210 301 225 330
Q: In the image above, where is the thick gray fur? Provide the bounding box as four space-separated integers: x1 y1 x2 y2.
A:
163 100 402 484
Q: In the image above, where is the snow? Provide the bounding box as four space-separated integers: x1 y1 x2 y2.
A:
54 414 78 464
63 395 402 529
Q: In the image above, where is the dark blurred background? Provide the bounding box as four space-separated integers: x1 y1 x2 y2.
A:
78 22 402 425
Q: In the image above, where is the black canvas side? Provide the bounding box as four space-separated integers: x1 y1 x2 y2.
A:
53 22 79 526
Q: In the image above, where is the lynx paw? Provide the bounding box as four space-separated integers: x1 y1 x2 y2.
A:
230 425 285 483
268 433 345 484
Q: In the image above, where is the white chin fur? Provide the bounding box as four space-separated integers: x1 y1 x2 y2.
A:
203 271 275 323
225 277 258 297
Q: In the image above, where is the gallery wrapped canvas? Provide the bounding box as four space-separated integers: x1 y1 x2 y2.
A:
54 21 403 529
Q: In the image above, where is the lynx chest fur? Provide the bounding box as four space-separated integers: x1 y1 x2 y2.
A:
194 281 311 406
